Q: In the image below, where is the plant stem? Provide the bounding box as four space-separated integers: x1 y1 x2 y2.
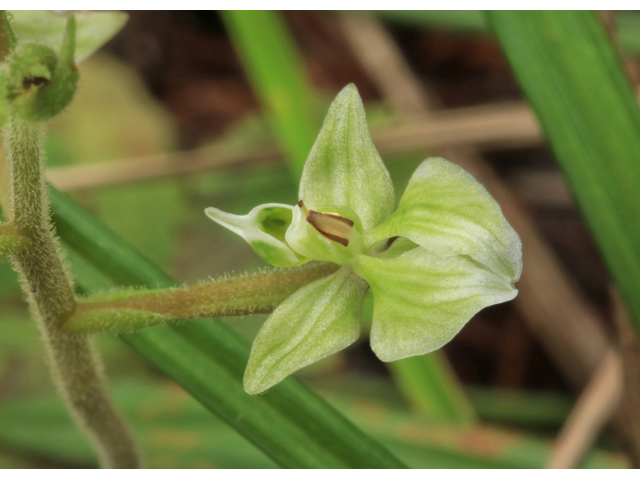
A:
3 114 141 468
66 262 340 333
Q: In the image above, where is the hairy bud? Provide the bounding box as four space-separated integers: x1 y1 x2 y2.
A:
6 15 78 122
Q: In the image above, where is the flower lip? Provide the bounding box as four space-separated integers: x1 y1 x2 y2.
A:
298 200 355 247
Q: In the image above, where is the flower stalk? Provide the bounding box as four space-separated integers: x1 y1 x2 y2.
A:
65 262 340 334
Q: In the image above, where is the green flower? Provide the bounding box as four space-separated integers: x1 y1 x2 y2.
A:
206 84 522 395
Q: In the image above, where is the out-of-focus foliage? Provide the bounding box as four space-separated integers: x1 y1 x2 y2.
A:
0 372 626 468
490 11 640 331
49 54 186 269
222 10 319 179
373 10 640 56
8 10 127 63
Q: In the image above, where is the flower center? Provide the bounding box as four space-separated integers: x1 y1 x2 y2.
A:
298 201 354 247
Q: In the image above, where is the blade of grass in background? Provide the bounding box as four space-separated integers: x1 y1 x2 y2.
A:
467 387 572 429
49 186 405 469
389 354 475 424
222 10 318 180
372 10 487 33
488 11 640 332
225 9 475 424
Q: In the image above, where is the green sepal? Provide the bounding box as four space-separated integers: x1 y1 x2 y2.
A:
353 247 518 362
285 203 364 265
367 157 522 281
8 15 78 122
244 266 368 394
298 83 395 231
205 203 306 268
8 10 127 64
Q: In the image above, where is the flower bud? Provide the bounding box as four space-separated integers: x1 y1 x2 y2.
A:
6 15 77 122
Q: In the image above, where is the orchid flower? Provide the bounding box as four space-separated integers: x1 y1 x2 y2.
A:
206 84 522 395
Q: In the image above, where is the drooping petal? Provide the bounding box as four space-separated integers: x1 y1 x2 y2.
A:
205 203 305 268
299 84 395 231
353 247 517 362
366 157 522 282
244 266 368 394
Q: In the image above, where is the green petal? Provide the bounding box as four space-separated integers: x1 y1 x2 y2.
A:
244 266 368 394
367 157 522 281
299 84 394 231
205 203 305 268
353 248 517 362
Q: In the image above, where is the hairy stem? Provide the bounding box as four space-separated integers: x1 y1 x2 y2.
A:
66 262 340 333
3 114 141 468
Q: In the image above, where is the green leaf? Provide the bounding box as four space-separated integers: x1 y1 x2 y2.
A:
353 247 517 362
244 267 368 394
367 157 522 281
8 10 127 63
488 11 640 331
372 10 640 58
49 185 406 468
299 84 395 232
205 203 304 268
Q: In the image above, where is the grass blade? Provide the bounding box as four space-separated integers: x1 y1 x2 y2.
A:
488 11 640 331
222 10 318 179
388 353 475 424
373 11 640 56
50 185 405 468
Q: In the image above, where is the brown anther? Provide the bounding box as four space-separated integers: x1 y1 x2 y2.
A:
306 210 353 247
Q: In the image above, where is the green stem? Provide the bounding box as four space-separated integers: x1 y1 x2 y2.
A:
66 262 340 334
3 114 141 468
